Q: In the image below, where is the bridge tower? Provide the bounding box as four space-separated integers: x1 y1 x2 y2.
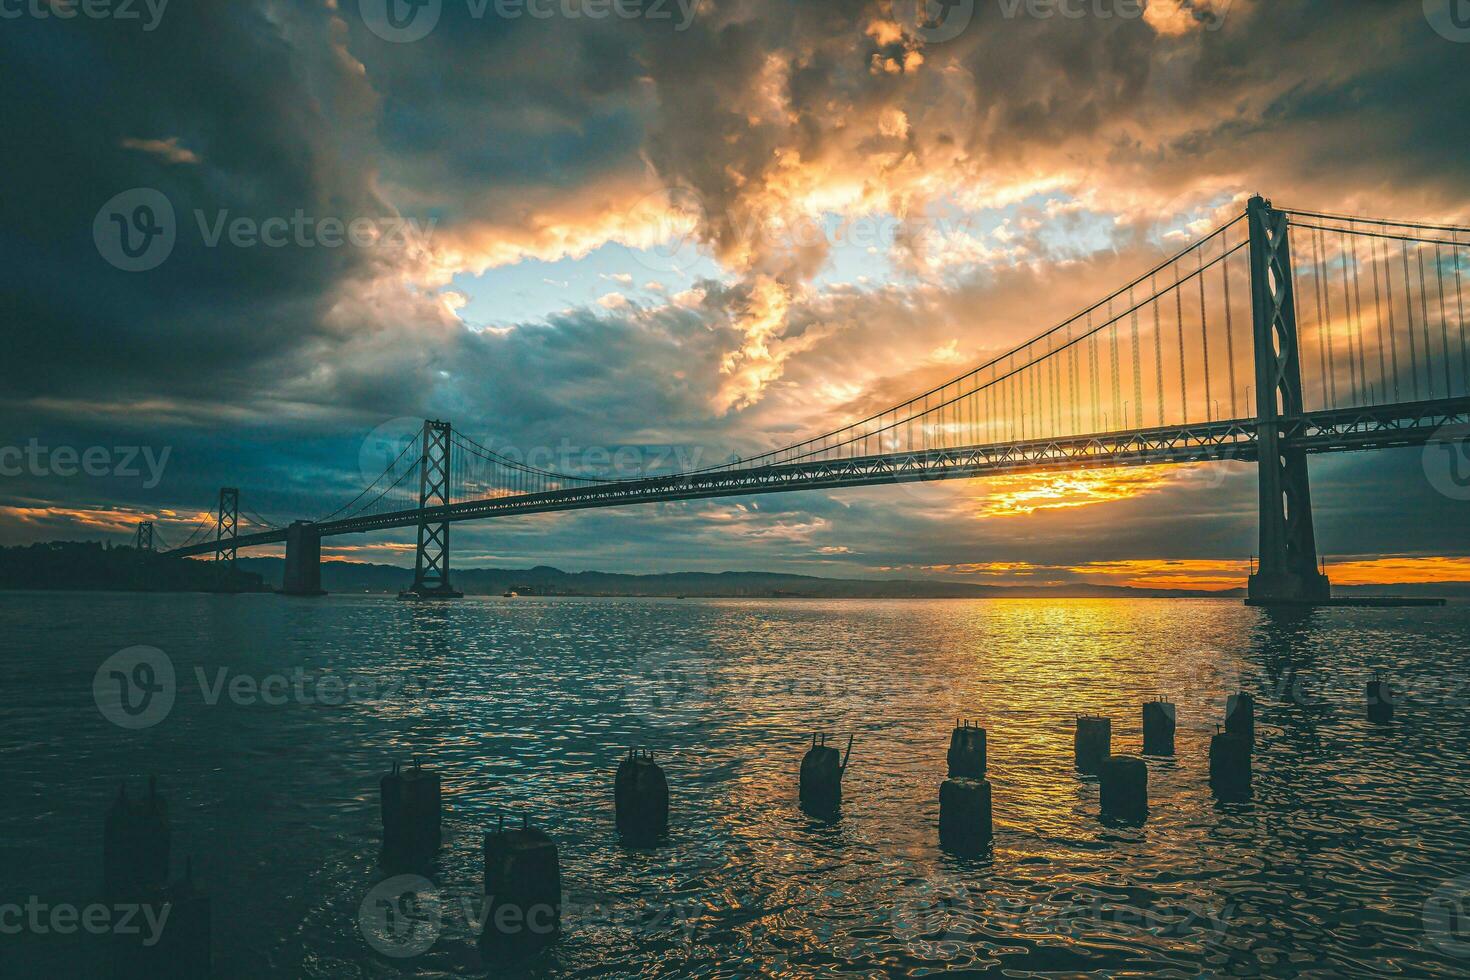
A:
1246 196 1331 605
215 487 239 567
405 420 462 599
133 521 154 553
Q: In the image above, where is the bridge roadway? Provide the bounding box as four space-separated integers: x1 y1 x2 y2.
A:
162 396 1470 559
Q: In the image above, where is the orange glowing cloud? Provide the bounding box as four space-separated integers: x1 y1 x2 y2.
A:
972 465 1181 517
1321 557 1470 586
900 556 1470 591
0 506 154 535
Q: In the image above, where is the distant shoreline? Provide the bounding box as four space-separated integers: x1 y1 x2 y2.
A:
4 543 1466 600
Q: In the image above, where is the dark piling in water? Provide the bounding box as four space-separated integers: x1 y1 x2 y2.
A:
799 734 851 817
104 776 169 902
380 759 441 863
481 817 562 961
1099 755 1148 823
947 720 986 779
1073 716 1111 775
938 777 993 854
1366 672 1395 723
111 858 212 979
1209 729 1253 801
1225 692 1255 744
615 749 669 844
1142 701 1176 756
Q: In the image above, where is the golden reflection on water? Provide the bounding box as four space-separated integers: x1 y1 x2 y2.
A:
6 593 1469 976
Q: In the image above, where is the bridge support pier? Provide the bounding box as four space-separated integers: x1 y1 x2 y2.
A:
1245 196 1331 605
281 521 326 596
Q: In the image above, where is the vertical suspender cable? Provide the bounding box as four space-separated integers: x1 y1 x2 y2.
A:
1309 223 1328 405
1153 275 1165 425
1348 227 1370 403
1382 238 1401 401
1418 248 1434 398
1174 264 1188 423
1435 245 1452 398
1198 243 1212 419
1454 232 1468 394
1317 228 1338 406
1404 243 1422 400
1338 230 1360 403
1366 235 1387 404
1130 287 1142 430
1222 234 1238 418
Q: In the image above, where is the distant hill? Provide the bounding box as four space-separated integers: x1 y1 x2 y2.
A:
3 541 1464 599
235 557 1241 599
0 540 267 593
231 558 1470 600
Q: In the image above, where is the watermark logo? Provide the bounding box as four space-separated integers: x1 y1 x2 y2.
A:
0 0 170 31
356 418 707 489
893 0 974 43
94 647 435 729
360 417 425 485
981 0 1232 32
93 646 176 730
360 0 442 42
822 868 1238 961
0 440 171 487
1157 657 1244 729
623 649 714 729
1423 422 1470 500
360 0 699 43
93 189 435 272
356 880 697 960
1424 876 1470 956
626 185 705 277
359 875 443 958
1425 0 1470 43
0 897 172 946
94 188 176 272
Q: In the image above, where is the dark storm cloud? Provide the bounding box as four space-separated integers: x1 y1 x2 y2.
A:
2 0 1468 576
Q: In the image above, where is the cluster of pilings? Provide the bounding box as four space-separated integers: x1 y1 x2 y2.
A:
101 778 211 978
373 753 672 964
103 671 1396 971
369 675 1403 961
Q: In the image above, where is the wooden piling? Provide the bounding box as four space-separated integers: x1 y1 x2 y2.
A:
1073 716 1111 775
615 749 669 844
481 817 562 960
380 758 441 862
1142 701 1176 756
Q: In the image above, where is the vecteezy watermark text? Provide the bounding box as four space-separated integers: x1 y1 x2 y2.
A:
360 417 707 487
0 0 169 31
359 0 702 44
359 874 700 959
0 897 171 946
93 188 435 272
94 646 436 730
0 440 170 487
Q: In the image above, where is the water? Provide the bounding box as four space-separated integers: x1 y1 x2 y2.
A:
2 592 1469 977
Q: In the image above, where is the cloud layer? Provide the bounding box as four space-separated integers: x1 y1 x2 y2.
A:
3 0 1469 582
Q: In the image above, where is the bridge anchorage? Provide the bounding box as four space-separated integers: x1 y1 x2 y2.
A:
151 195 1470 606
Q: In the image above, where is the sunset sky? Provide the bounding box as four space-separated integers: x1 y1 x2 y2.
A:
3 0 1470 588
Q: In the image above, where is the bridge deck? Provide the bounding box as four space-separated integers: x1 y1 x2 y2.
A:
162 397 1470 558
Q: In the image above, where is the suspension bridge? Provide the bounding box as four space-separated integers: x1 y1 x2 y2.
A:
139 197 1470 604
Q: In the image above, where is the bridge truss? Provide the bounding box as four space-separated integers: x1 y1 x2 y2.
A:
154 198 1470 602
